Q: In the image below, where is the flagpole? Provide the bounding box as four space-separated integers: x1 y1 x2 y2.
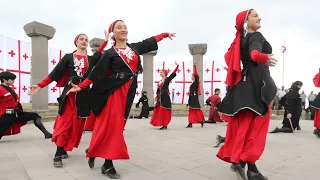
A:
282 52 284 86
281 39 285 86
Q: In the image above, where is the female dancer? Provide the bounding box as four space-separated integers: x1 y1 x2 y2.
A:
313 70 320 138
217 9 277 180
28 32 108 168
150 61 179 130
186 63 204 128
0 71 52 140
67 20 175 178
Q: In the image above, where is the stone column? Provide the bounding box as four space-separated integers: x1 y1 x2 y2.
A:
188 44 207 106
89 38 105 53
142 50 157 106
24 21 55 110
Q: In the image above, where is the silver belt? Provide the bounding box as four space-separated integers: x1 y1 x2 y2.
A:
5 109 15 114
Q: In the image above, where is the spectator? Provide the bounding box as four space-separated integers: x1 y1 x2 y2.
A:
300 91 307 109
277 86 286 110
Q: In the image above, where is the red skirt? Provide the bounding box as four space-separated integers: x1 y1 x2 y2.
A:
217 105 271 164
84 112 96 131
52 93 86 151
188 108 204 124
86 81 130 160
208 107 221 122
3 122 27 136
221 114 229 122
314 110 320 129
150 104 172 127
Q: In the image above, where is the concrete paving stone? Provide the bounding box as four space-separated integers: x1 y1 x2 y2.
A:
0 118 319 180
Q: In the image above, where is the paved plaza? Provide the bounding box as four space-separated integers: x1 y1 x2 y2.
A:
0 118 319 180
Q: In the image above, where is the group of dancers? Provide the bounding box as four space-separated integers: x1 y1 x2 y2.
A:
0 9 319 180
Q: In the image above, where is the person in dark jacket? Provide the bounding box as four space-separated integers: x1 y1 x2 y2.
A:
136 91 149 119
270 81 303 133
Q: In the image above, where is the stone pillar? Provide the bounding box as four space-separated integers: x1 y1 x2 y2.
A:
142 50 157 106
188 44 207 106
24 21 55 110
89 38 105 53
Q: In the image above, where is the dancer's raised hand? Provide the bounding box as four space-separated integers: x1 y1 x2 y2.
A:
104 30 109 40
168 33 176 40
174 60 179 66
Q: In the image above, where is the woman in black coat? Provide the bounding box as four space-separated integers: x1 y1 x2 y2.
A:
150 61 179 130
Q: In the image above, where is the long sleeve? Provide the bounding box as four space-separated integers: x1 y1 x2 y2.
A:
193 64 198 76
193 64 201 94
48 54 70 83
136 97 142 106
89 40 108 67
172 65 179 74
78 78 93 90
205 98 211 106
130 37 158 55
216 96 221 104
97 40 108 53
136 97 141 108
166 65 179 82
313 71 320 87
286 98 296 114
248 32 268 64
37 76 54 88
154 33 169 42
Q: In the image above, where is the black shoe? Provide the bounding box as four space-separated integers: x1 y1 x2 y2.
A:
101 166 121 179
233 164 247 180
297 125 301 130
230 164 236 172
88 158 95 169
186 124 192 128
213 135 224 148
159 126 167 130
314 129 320 138
201 121 204 127
61 154 69 159
45 133 52 139
60 148 68 159
53 156 63 168
269 127 280 133
247 170 268 180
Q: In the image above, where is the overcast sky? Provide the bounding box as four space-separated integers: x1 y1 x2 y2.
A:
0 0 318 93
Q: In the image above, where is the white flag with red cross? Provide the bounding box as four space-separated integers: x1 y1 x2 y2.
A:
133 59 143 103
19 40 31 103
203 61 225 103
48 48 67 103
4 37 31 103
171 60 193 104
0 35 4 71
153 60 175 103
